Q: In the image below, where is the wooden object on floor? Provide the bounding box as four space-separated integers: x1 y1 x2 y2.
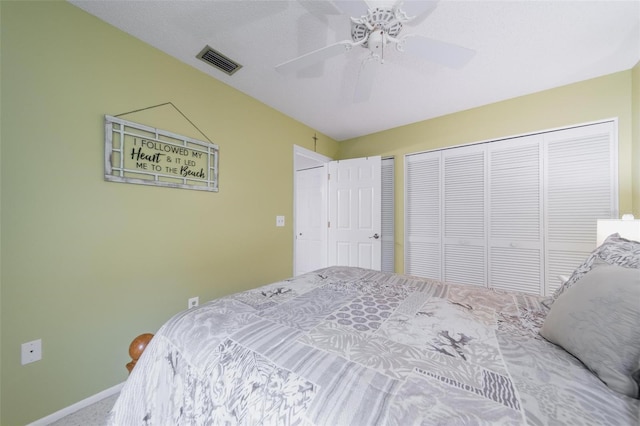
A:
126 333 154 374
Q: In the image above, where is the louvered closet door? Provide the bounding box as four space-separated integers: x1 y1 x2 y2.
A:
488 136 544 294
405 151 441 279
442 145 486 287
381 158 395 273
544 121 617 295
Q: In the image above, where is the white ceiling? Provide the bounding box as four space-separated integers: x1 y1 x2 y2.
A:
69 0 640 141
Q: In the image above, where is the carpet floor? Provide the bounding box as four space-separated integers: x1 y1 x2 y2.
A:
47 393 118 426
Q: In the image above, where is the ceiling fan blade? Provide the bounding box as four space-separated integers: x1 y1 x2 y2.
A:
401 0 439 26
294 9 330 78
333 0 370 18
297 0 343 17
354 59 379 103
402 35 475 68
276 40 355 74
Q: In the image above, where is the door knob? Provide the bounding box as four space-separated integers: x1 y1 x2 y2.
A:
369 233 380 239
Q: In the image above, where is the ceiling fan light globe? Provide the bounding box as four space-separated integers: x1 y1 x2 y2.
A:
368 30 385 52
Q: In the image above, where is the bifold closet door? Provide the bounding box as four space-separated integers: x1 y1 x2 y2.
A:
405 145 487 287
404 120 617 296
544 121 617 295
405 151 442 279
381 158 395 273
442 144 487 287
488 136 544 294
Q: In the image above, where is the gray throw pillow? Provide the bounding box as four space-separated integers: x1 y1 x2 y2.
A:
540 262 640 398
544 233 640 308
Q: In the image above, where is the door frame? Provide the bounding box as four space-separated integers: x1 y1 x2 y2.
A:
293 145 331 276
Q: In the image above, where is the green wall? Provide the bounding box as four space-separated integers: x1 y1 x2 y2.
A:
0 2 338 424
339 66 639 273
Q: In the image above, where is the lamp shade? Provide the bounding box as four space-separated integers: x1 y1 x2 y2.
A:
596 219 640 246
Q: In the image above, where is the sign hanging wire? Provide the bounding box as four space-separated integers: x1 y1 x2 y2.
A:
115 102 213 143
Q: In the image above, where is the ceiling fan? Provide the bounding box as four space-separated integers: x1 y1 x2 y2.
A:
275 0 475 102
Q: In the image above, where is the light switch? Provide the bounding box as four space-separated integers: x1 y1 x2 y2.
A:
276 216 285 227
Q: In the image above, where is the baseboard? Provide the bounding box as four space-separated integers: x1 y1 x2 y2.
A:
27 382 124 426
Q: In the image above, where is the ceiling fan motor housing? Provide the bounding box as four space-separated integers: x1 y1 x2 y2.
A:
351 7 404 48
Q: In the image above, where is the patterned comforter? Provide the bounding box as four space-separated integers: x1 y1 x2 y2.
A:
109 266 640 425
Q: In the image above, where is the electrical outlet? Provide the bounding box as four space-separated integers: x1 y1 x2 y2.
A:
21 339 42 365
276 216 285 227
188 296 199 309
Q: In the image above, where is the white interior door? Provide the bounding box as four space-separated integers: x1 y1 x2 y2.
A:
293 146 331 276
328 156 382 270
295 166 327 275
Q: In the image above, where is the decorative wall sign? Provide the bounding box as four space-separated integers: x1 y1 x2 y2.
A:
105 115 219 192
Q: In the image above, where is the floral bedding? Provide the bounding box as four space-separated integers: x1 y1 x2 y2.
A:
109 266 640 425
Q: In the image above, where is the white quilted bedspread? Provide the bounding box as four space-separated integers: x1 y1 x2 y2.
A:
109 266 640 425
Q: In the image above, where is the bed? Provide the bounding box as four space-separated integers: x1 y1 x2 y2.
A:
109 235 640 425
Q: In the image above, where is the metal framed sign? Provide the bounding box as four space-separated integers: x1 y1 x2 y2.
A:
105 115 219 192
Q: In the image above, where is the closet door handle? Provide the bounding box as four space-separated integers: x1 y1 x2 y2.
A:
369 233 380 239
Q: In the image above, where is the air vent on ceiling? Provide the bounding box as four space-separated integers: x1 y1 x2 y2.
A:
196 45 242 76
